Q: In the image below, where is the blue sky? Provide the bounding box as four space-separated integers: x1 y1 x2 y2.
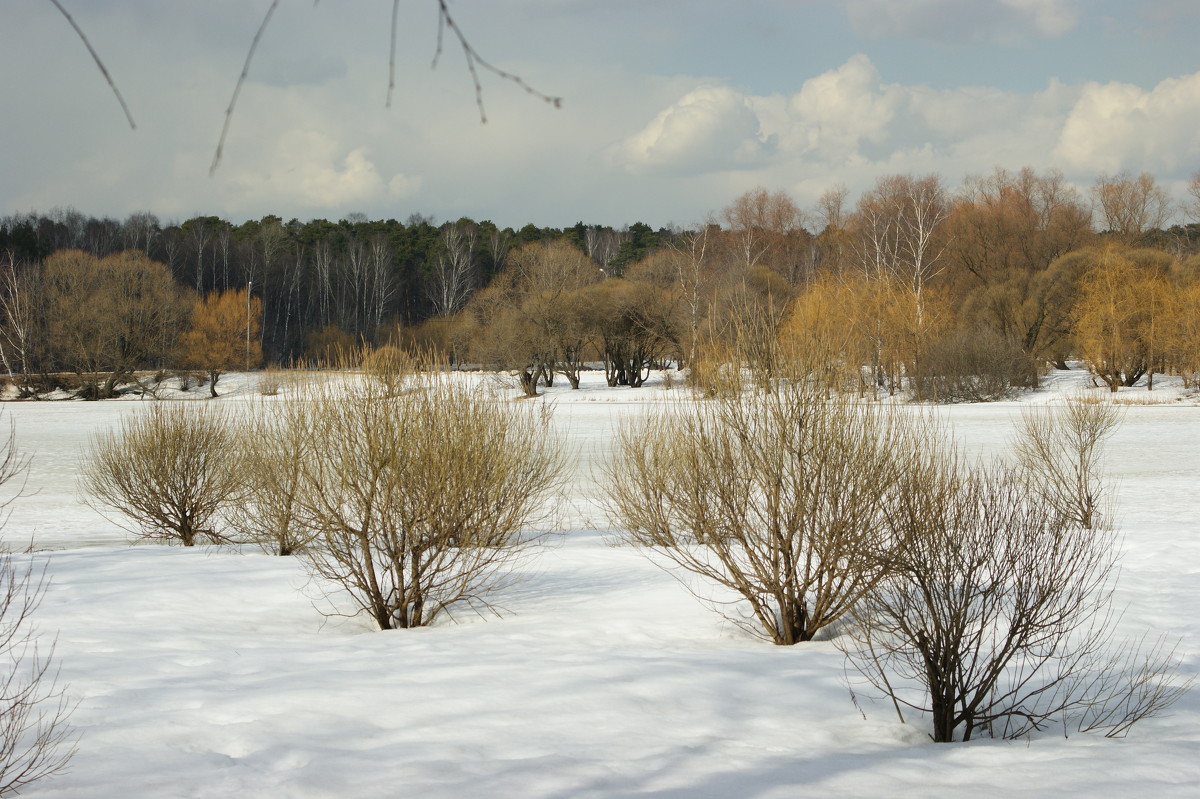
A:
1 0 1198 229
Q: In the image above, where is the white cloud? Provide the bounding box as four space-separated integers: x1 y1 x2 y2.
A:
608 55 1200 211
844 0 1080 43
1055 72 1200 174
224 132 420 212
606 85 776 176
782 54 902 157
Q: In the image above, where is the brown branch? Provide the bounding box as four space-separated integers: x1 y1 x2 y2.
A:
48 0 136 129
386 0 400 108
433 0 562 124
210 0 562 173
210 0 281 176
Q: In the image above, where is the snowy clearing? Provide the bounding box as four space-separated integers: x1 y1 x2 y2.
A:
5 368 1200 798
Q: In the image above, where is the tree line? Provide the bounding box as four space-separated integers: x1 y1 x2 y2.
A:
3 166 1200 398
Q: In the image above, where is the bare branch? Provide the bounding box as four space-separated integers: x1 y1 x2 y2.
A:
0 423 76 794
48 0 136 129
433 0 562 124
210 0 281 176
386 0 400 108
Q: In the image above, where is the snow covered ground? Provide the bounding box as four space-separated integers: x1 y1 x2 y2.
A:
6 368 1200 798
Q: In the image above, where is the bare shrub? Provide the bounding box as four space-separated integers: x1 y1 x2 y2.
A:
1012 396 1123 530
81 403 243 546
276 377 564 629
909 327 1035 403
360 344 414 396
605 382 925 645
686 338 742 398
256 369 282 396
0 426 75 794
841 459 1189 742
226 404 314 557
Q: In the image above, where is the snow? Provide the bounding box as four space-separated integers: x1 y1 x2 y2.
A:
6 368 1200 797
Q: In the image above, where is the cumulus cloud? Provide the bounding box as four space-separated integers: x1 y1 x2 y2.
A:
782 54 902 157
609 54 1200 205
606 85 777 176
844 0 1080 43
1055 73 1200 174
225 132 420 212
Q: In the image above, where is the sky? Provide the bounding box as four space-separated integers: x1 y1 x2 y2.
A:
1 0 1199 230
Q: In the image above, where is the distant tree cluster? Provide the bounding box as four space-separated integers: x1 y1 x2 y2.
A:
3 167 1200 399
0 210 676 396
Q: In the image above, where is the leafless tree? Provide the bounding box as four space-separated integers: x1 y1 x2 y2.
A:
81 403 244 547
1012 397 1123 530
429 222 479 317
584 226 629 276
1092 172 1174 242
842 459 1189 742
815 184 849 233
465 240 600 395
273 376 564 630
486 225 511 273
0 255 45 397
665 224 718 369
721 187 807 274
0 423 76 795
1187 169 1200 224
605 383 926 645
119 212 159 256
851 173 949 326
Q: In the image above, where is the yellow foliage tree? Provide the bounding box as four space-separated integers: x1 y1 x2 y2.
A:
1166 281 1200 388
1072 248 1153 391
180 287 262 397
780 275 869 391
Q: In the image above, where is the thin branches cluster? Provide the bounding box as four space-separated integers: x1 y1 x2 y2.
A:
0 425 76 795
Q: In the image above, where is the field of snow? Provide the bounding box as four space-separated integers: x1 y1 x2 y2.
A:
5 369 1199 798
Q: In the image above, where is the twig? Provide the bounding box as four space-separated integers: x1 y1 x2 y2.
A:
210 0 281 175
210 0 561 173
48 0 136 129
432 0 562 124
386 0 399 107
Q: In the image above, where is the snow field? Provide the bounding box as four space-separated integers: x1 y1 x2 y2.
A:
5 369 1199 797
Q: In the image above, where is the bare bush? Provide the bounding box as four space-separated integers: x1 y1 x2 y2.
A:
360 344 415 396
1013 396 1123 530
256 369 283 396
227 404 314 557
81 403 243 546
909 327 1035 403
274 377 564 629
841 459 1189 742
605 383 926 644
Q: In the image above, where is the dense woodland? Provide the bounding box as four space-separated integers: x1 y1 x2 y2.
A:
3 166 1200 399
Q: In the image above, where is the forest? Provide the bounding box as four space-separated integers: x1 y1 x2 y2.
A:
2 166 1199 400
